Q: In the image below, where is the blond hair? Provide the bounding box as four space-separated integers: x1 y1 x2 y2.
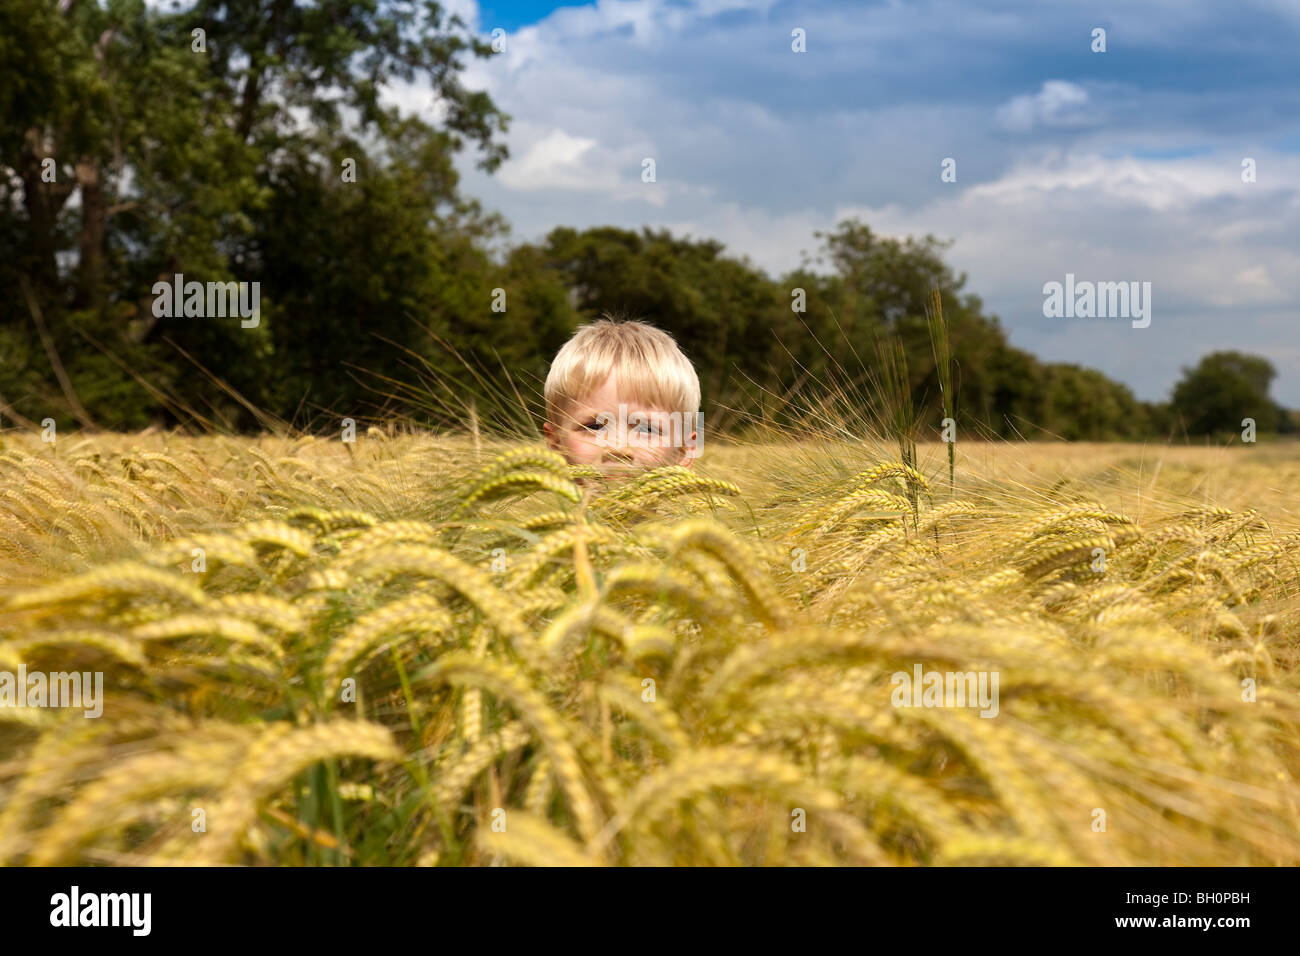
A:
544 316 700 425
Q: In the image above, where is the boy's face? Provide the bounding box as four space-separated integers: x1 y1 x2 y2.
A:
545 373 699 477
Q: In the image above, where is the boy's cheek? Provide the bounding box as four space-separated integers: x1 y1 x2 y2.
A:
554 430 684 470
561 433 603 464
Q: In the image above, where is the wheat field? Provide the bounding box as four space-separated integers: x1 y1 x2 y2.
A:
0 429 1297 866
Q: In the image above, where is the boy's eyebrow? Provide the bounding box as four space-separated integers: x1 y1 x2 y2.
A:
569 403 684 421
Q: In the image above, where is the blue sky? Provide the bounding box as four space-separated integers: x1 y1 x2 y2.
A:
392 0 1300 405
474 1 585 32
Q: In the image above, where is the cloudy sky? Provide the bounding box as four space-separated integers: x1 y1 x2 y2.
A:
392 0 1300 405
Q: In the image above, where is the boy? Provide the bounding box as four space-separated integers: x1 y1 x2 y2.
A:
543 316 702 477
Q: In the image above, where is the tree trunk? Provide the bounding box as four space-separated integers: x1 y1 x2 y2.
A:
237 67 262 142
18 128 70 298
74 155 106 309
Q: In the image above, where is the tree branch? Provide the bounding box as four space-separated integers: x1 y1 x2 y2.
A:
19 274 98 429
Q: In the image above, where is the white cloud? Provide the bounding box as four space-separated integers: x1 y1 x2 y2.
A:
996 81 1093 132
969 150 1272 213
497 128 601 190
485 124 690 206
1222 264 1284 304
438 0 481 32
656 202 827 277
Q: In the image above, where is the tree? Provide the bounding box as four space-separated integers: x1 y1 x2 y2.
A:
1038 364 1150 441
0 0 509 428
1170 351 1281 436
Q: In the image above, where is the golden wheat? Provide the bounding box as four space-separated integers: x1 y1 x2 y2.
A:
0 434 1297 866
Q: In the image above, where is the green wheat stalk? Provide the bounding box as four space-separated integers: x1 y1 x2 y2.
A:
926 285 955 495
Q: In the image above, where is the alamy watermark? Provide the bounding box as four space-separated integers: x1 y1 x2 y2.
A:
891 663 999 718
152 273 260 328
0 666 104 718
1042 273 1151 329
50 886 151 935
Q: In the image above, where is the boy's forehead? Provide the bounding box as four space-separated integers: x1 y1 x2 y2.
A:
567 375 671 412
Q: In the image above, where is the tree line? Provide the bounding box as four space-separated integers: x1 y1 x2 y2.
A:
1 0 1291 441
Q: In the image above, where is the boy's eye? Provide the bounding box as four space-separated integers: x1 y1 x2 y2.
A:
576 417 658 434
